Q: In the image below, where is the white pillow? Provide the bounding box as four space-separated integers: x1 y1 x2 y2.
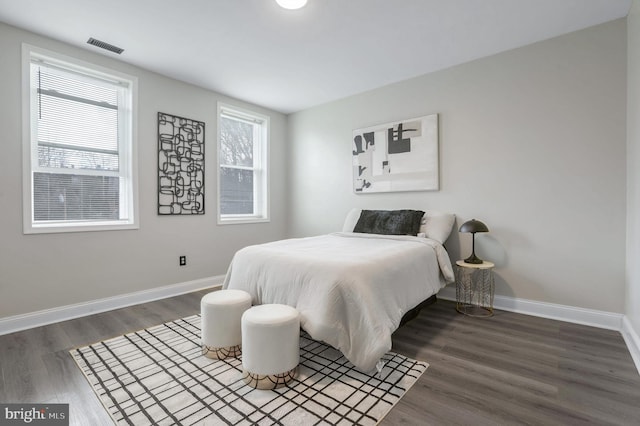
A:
342 208 362 232
420 211 456 244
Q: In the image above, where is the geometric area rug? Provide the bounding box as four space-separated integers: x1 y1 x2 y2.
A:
70 314 428 425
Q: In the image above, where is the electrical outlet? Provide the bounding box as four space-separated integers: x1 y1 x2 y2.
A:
179 255 186 266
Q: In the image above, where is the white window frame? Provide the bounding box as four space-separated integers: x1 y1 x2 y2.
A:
21 44 139 234
217 103 270 224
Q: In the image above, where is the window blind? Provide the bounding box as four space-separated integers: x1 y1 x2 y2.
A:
31 61 124 223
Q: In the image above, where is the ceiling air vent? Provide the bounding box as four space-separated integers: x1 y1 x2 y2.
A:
87 37 124 54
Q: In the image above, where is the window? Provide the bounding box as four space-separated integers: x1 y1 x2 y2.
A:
217 104 269 223
22 45 138 233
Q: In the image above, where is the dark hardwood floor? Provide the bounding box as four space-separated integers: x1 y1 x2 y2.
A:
1 290 639 425
387 300 640 425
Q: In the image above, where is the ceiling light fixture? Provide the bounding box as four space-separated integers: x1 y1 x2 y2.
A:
276 0 307 10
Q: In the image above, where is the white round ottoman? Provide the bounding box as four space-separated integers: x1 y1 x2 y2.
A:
201 289 252 359
241 304 300 389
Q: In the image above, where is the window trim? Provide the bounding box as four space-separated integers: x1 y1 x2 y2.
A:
217 102 270 225
21 44 139 234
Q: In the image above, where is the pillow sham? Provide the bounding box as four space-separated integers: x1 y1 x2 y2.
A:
342 208 363 232
420 211 456 244
353 209 425 236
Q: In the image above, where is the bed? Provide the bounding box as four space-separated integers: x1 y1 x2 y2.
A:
222 209 455 372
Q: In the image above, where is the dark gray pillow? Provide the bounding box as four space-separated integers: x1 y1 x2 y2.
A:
353 209 425 236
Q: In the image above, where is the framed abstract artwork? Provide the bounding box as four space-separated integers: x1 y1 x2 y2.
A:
158 112 205 215
352 114 439 193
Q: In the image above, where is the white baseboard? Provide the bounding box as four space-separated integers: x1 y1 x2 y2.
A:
622 316 640 374
437 286 624 330
0 275 225 336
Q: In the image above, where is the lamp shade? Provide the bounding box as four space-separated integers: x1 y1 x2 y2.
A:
459 219 489 234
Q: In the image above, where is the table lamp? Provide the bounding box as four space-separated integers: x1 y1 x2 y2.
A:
459 219 489 264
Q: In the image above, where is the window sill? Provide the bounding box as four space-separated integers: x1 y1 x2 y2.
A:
217 216 270 225
24 221 139 235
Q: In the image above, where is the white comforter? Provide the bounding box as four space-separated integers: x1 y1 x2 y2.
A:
222 232 454 372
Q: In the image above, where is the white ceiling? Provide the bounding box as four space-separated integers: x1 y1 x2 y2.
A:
0 0 631 114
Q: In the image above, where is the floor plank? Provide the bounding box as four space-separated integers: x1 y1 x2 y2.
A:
0 291 638 425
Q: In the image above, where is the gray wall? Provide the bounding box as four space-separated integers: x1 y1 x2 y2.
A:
627 1 640 333
0 17 631 321
287 19 627 313
0 22 288 318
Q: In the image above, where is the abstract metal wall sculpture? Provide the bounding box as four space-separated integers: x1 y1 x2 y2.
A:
158 112 205 215
352 114 439 193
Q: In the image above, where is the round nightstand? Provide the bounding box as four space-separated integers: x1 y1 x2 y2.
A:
455 260 495 317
